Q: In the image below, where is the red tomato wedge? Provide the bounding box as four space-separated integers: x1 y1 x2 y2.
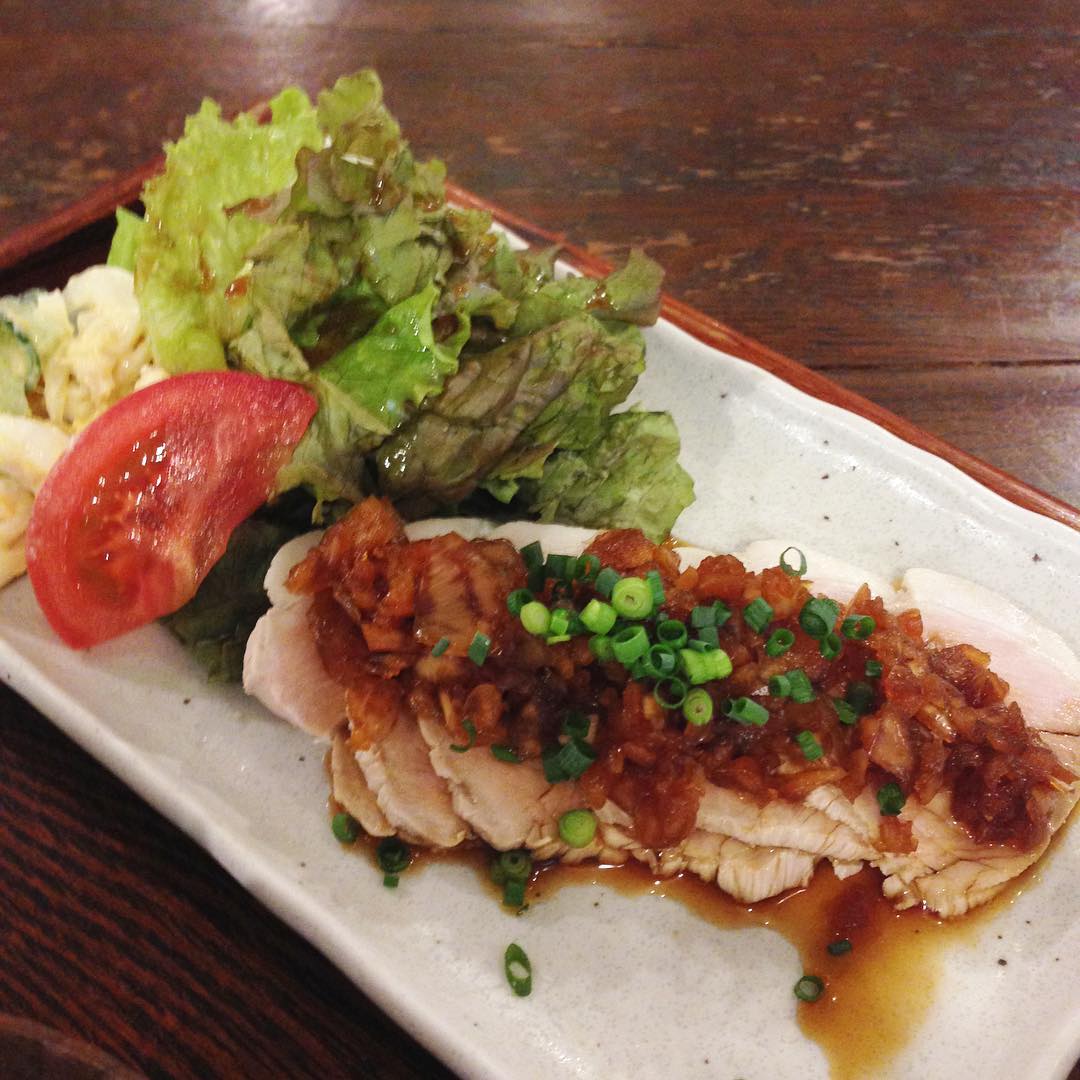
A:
26 371 317 649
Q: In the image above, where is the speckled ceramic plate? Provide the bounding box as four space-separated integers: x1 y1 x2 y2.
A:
2 219 1079 1080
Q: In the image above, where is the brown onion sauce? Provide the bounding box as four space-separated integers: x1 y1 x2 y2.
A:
327 756 1069 1079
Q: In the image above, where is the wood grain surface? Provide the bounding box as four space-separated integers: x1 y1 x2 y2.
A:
1 2 1078 1077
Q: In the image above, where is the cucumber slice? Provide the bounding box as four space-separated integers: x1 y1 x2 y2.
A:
0 317 39 416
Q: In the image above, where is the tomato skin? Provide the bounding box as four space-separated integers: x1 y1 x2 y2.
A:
26 371 317 648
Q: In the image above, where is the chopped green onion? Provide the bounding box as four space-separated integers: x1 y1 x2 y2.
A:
377 837 411 876
832 699 858 726
643 643 678 678
769 673 792 698
695 625 720 648
577 554 601 580
450 718 478 753
331 812 359 844
520 541 544 573
794 974 824 1003
491 744 521 764
562 711 590 739
589 634 615 662
779 546 808 577
469 631 492 665
795 730 824 761
520 601 551 636
580 599 617 635
383 874 399 888
691 605 717 628
595 567 621 598
492 849 532 883
712 601 733 628
877 782 906 816
787 669 816 703
645 569 665 608
542 738 597 783
819 631 842 660
654 677 688 710
656 619 689 648
799 597 840 640
502 879 526 908
827 938 853 956
612 625 649 665
504 943 532 996
845 680 875 716
683 688 714 726
842 614 876 640
506 589 533 616
679 647 732 685
545 553 571 581
765 628 796 657
743 597 773 634
548 608 571 637
612 577 653 620
545 634 571 645
431 636 451 657
865 659 883 678
559 809 598 848
724 697 770 727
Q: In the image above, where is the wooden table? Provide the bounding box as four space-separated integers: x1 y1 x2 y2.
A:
1 2 1077 1076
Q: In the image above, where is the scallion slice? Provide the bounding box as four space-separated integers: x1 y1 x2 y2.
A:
827 938 853 956
449 718 478 753
769 673 792 698
845 680 875 716
832 699 858 726
612 576 653 620
559 809 598 848
542 738 597 783
431 636 451 657
376 837 411 877
713 601 733 628
502 879 526 908
645 569 665 608
548 608 571 638
504 943 533 996
695 625 720 648
331 812 359 844
595 567 621 598
724 697 770 727
743 596 773 634
765 628 795 657
654 677 688 710
779 546 808 577
643 643 678 678
589 634 615 662
794 974 824 1003
865 659 883 678
562 711 590 740
491 744 521 764
787 669 816 703
506 588 533 616
877 782 906 816
520 601 551 636
468 631 492 665
545 553 571 581
492 849 532 883
656 619 689 648
577 553 601 580
819 631 842 660
519 541 544 574
799 597 840 639
612 625 649 665
691 605 716 628
795 730 824 760
580 598 617 635
683 688 714 726
842 614 876 640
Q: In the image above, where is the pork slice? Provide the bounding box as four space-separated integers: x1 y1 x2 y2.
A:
898 568 1080 736
330 729 394 837
695 784 878 864
243 597 346 738
680 832 819 903
354 716 470 849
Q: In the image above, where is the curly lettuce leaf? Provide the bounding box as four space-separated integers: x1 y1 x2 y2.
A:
520 410 694 541
106 207 146 272
136 88 323 372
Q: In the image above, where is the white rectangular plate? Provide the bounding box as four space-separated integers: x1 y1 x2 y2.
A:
3 307 1079 1080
